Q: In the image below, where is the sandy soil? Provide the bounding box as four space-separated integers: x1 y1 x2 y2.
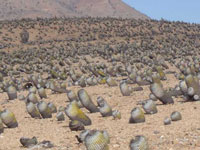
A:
0 72 200 150
0 18 200 150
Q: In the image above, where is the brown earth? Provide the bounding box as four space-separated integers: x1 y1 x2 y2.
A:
1 63 200 150
0 18 200 150
0 0 149 20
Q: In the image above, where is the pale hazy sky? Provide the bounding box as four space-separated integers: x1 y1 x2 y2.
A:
123 0 200 23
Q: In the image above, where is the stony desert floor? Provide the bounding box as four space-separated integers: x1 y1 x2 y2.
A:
1 18 200 150
0 63 200 150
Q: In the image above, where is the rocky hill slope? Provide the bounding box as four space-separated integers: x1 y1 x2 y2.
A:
0 0 149 20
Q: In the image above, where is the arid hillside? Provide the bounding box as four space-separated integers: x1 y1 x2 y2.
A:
0 18 199 53
0 18 200 150
0 0 149 20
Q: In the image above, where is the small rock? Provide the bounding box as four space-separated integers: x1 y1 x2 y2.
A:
154 131 160 134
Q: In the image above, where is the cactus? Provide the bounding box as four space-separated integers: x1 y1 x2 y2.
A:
78 89 99 113
29 86 37 94
150 83 174 104
129 107 145 124
156 66 166 80
97 98 112 117
129 135 149 150
78 130 91 143
120 81 132 96
185 75 200 100
97 78 107 84
149 93 157 101
106 77 117 87
163 117 171 125
27 93 39 104
37 101 52 119
49 80 68 93
20 30 29 43
128 71 137 83
38 88 47 99
136 76 150 86
48 102 57 113
170 111 182 121
7 85 17 100
85 130 110 150
79 76 87 87
142 100 157 114
56 112 65 121
65 101 92 126
67 90 79 102
26 102 41 119
112 110 121 120
0 109 18 128
20 136 38 148
69 120 85 131
97 70 106 77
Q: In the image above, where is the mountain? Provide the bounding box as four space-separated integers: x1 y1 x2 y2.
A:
0 0 149 20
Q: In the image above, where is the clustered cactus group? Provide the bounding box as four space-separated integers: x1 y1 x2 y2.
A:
0 17 200 149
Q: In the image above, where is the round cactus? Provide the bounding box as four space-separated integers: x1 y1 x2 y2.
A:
129 107 145 124
0 109 18 128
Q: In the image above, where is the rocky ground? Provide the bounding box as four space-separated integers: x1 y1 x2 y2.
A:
0 18 200 150
0 62 200 150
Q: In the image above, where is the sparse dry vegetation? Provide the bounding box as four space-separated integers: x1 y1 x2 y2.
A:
0 17 200 150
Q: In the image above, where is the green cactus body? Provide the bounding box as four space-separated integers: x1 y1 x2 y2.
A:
129 107 145 123
0 109 18 128
7 86 17 100
37 101 52 118
150 83 174 104
78 89 99 113
120 82 131 96
106 77 117 87
112 110 121 120
65 101 91 126
185 75 200 97
156 66 166 80
26 102 41 119
130 135 149 150
99 101 112 117
85 131 109 150
38 88 47 99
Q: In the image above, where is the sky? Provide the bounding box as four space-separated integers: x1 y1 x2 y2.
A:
123 0 200 23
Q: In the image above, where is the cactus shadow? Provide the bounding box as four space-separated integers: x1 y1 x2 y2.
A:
177 100 196 103
156 103 166 105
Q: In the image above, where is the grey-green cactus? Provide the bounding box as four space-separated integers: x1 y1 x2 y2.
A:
129 135 149 150
37 101 52 119
129 107 145 124
0 109 18 128
65 101 92 126
85 130 110 150
78 89 99 113
26 102 41 119
7 85 17 100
